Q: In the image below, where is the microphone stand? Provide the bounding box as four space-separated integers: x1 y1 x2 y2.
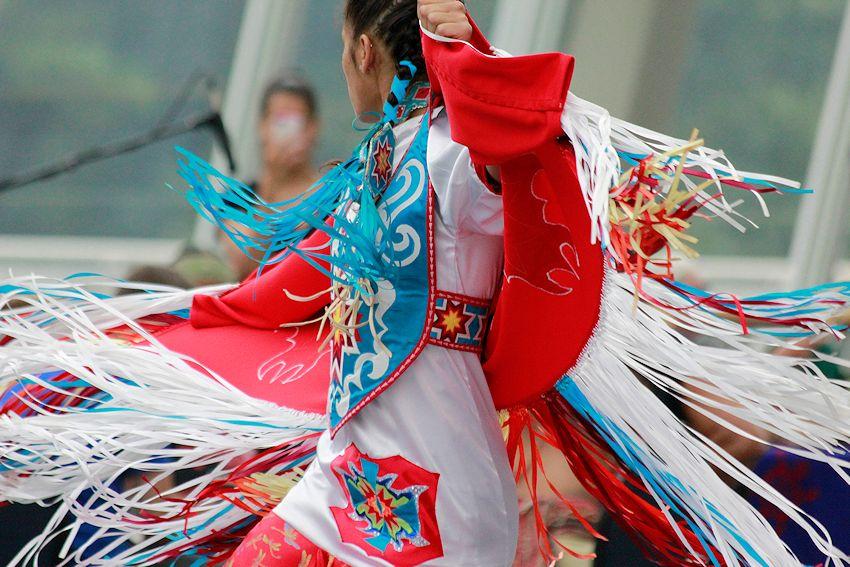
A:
0 111 237 194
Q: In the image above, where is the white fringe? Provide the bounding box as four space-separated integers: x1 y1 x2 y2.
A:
1 274 232 338
0 275 323 565
561 92 801 252
567 269 850 566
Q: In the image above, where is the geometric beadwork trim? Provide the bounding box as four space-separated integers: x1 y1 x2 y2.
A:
427 290 491 354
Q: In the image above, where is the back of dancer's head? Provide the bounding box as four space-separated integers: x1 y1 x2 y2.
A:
343 0 427 82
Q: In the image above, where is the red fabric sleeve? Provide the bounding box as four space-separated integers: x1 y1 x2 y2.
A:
421 23 574 164
422 17 604 409
190 229 331 329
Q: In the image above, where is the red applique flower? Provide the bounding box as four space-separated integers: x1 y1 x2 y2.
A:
330 444 442 566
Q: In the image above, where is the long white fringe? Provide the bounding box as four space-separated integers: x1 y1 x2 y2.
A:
1 274 232 338
0 275 324 565
561 92 801 252
567 269 850 566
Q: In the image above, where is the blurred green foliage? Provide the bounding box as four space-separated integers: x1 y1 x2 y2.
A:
670 0 845 256
0 0 495 240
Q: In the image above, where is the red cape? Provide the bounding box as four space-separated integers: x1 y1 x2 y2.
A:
153 230 332 415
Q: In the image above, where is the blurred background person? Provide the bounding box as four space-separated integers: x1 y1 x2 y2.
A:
513 443 602 567
680 382 850 566
0 503 62 565
221 76 321 280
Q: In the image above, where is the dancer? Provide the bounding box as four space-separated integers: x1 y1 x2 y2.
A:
2 1 850 565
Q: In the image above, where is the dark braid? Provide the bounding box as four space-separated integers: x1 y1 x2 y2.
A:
344 0 428 83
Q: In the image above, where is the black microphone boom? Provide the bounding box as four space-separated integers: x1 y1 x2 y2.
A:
208 112 238 173
0 111 237 194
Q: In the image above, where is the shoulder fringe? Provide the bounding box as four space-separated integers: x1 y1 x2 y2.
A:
561 92 802 262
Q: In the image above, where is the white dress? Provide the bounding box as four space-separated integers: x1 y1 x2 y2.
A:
275 111 518 566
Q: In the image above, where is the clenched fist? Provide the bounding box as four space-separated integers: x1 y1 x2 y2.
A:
418 0 473 41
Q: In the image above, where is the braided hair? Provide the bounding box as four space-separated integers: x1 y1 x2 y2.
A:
344 0 428 83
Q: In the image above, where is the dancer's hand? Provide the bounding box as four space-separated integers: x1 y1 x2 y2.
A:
418 0 473 41
418 0 500 184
